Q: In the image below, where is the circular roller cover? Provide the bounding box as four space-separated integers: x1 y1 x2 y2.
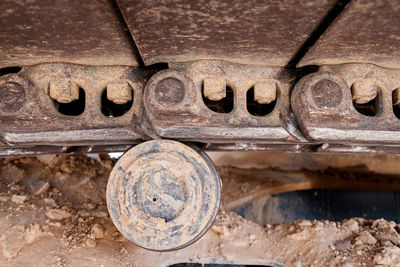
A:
106 140 221 251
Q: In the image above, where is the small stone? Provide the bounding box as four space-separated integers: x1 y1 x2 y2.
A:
381 240 393 246
86 203 96 210
374 246 400 265
48 222 62 228
36 154 57 165
10 184 24 191
0 225 25 258
44 198 57 207
297 220 312 227
342 219 359 233
111 232 120 238
335 238 351 250
0 196 8 202
11 195 27 204
354 240 363 246
355 231 377 245
356 250 363 256
90 224 104 240
25 224 51 244
46 209 71 220
32 181 50 195
85 238 96 248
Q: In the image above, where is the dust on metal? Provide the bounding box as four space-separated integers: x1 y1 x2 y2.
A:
292 64 400 144
145 60 296 142
299 0 400 69
106 140 221 251
0 0 139 68
203 78 226 101
0 64 157 146
49 80 80 104
106 82 133 105
311 79 343 108
254 80 277 105
351 80 377 105
154 77 186 107
116 0 337 66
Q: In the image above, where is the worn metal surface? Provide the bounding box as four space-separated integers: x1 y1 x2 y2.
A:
6 61 400 155
116 0 337 66
0 74 27 113
106 140 221 251
299 0 400 69
0 0 139 68
144 61 301 143
0 64 156 146
292 64 400 144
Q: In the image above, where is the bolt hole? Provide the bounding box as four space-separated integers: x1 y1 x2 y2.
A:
101 89 133 118
54 88 85 116
0 67 22 77
152 198 157 202
246 87 276 116
202 84 234 113
352 87 379 117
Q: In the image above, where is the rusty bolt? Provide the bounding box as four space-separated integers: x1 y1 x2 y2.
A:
351 80 377 104
203 78 226 101
107 82 132 104
311 79 343 108
0 75 26 113
155 77 185 107
254 80 277 104
49 80 79 103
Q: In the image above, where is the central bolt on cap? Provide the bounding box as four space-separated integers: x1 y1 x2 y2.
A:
106 140 221 251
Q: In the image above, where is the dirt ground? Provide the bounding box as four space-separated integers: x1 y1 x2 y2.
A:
0 154 400 267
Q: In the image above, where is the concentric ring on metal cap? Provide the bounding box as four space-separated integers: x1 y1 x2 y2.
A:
106 140 221 251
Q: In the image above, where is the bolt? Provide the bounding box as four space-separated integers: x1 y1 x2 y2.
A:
254 80 276 104
155 77 185 107
0 75 26 113
49 80 79 103
311 79 343 108
351 80 377 104
203 78 226 101
107 82 132 104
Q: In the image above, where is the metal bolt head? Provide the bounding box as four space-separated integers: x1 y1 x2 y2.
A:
254 80 277 104
0 75 26 113
107 82 132 104
155 77 186 107
49 80 79 103
351 80 377 104
311 79 343 108
203 78 226 101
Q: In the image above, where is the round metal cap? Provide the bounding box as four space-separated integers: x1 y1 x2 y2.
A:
106 140 221 251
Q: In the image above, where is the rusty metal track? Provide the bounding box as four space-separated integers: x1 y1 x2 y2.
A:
299 0 400 69
2 61 400 156
116 0 338 66
292 64 400 145
0 64 157 147
144 61 298 143
2 1 400 156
